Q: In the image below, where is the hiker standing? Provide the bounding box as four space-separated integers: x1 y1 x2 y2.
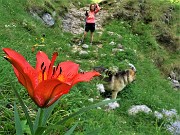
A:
81 3 100 45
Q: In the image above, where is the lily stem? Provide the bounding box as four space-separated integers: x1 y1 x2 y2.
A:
38 108 44 127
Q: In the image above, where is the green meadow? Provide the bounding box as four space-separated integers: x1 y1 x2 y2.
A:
0 0 179 134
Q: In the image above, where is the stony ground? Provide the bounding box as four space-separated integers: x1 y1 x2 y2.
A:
61 4 110 34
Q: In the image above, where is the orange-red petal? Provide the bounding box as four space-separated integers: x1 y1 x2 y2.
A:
33 79 70 107
58 61 79 84
35 51 51 72
3 48 36 97
72 71 100 85
46 83 72 107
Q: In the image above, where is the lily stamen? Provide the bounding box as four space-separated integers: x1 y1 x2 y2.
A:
56 63 59 71
60 67 62 74
41 62 44 70
52 67 56 76
4 56 9 61
42 66 46 80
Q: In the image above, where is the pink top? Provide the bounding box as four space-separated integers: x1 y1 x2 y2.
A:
86 4 100 23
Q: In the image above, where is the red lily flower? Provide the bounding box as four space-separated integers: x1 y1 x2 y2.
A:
3 48 100 108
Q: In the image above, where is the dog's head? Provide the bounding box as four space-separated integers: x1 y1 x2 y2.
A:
93 66 107 74
93 64 137 82
126 63 137 83
93 66 118 77
127 68 136 83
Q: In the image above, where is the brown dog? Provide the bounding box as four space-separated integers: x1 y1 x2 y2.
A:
94 65 136 99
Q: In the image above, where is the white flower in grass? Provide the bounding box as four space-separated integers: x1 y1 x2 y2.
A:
108 102 120 110
88 98 94 102
162 109 177 120
166 120 180 135
154 111 163 119
96 84 105 93
128 105 152 115
104 98 111 101
104 98 120 110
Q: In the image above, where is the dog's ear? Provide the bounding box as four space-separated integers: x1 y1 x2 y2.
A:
93 66 107 73
129 63 137 72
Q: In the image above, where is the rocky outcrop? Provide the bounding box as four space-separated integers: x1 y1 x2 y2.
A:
168 71 180 90
42 13 55 26
61 4 110 34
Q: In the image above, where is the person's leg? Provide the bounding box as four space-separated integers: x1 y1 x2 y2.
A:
82 31 87 41
90 32 94 44
80 23 89 44
90 23 95 44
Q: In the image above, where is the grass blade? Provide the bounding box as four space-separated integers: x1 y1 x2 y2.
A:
33 108 41 132
64 123 78 135
9 78 34 135
46 99 119 130
34 127 46 135
57 99 119 125
14 102 23 135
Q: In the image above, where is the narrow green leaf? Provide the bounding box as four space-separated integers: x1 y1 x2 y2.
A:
14 103 23 135
34 127 47 135
33 108 41 132
9 78 34 135
85 128 101 135
64 123 78 135
57 99 119 125
46 99 119 130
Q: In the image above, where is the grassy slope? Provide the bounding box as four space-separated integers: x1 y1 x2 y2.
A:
0 0 179 135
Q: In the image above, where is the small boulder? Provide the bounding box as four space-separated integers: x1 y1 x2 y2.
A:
112 48 124 53
82 44 89 49
42 13 55 26
117 44 124 49
109 41 116 46
79 50 88 55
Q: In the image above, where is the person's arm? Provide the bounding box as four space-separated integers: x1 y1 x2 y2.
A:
94 3 100 13
85 10 89 17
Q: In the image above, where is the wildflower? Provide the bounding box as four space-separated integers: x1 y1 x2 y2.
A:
88 98 94 102
162 109 177 120
104 98 120 110
128 105 152 115
166 120 180 135
41 37 45 43
154 111 163 119
3 48 100 108
96 84 105 93
108 102 120 110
